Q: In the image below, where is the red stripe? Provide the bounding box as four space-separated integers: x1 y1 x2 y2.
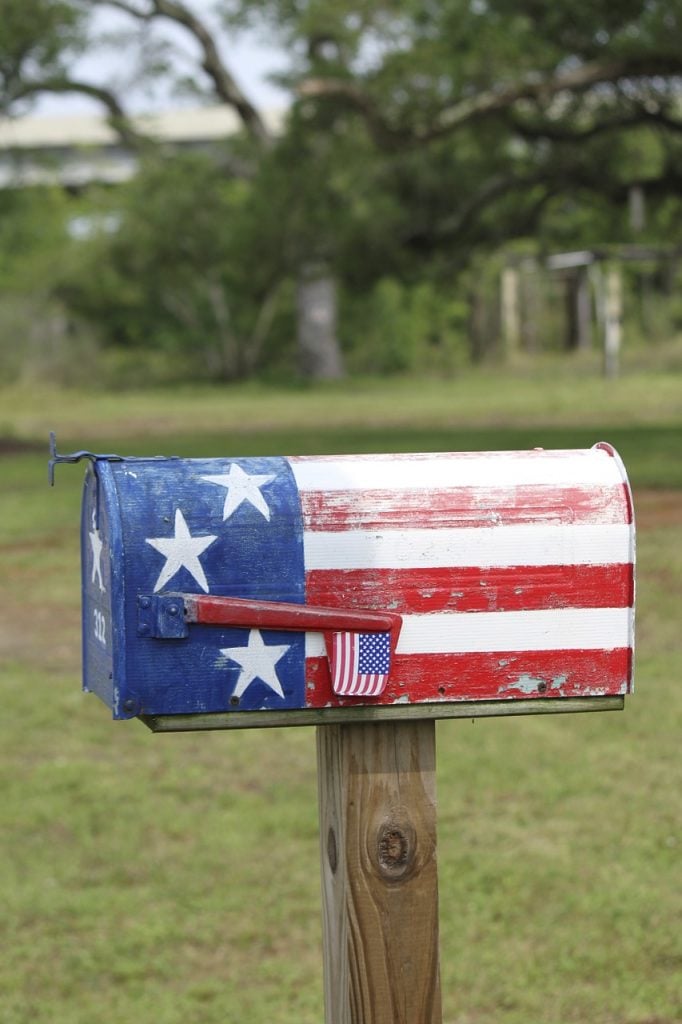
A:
306 563 633 614
332 631 359 695
357 673 386 697
300 485 629 532
305 648 632 706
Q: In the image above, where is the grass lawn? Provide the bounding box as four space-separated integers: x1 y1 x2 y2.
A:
1 368 681 1023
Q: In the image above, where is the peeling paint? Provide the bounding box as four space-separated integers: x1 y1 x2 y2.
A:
393 695 410 704
514 673 546 694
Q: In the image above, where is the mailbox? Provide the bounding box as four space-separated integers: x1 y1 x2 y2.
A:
78 443 634 729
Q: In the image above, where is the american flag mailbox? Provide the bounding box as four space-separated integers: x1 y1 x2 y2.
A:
75 443 635 730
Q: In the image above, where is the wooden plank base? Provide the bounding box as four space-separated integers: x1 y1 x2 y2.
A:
141 695 624 732
317 721 442 1024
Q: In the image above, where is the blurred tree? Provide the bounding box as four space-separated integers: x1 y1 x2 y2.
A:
58 154 294 380
0 0 346 378
2 0 682 377
250 0 682 258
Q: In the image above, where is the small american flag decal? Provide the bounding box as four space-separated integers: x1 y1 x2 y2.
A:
331 631 392 697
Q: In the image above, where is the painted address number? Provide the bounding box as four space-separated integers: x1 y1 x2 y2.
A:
93 609 107 646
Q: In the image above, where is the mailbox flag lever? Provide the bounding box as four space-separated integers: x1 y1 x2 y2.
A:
185 593 400 635
185 594 402 699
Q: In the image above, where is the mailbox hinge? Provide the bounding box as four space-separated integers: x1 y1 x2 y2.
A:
137 594 189 639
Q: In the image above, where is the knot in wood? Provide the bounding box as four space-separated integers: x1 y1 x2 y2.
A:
377 820 415 881
327 826 338 875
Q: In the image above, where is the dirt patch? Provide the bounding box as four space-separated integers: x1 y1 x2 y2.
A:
0 437 45 456
0 600 81 672
634 490 682 530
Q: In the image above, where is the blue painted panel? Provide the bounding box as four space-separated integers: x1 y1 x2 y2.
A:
87 456 306 718
81 465 117 708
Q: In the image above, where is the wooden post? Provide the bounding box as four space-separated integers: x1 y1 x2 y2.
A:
317 721 442 1024
500 266 521 358
564 267 593 352
604 266 622 379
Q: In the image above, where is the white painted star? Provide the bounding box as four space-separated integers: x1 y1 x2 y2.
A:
146 509 217 593
89 528 105 592
221 629 291 700
202 463 275 521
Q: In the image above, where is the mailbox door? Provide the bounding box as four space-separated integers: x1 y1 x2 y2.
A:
81 464 123 712
88 456 309 718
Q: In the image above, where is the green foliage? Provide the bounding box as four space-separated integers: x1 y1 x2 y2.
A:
0 186 71 289
59 153 295 380
0 0 86 111
0 187 102 387
342 277 468 374
3 0 682 381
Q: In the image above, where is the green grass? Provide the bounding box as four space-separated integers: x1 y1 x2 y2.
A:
4 365 681 488
1 369 681 1023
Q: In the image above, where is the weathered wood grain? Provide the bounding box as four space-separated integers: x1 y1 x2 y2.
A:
317 721 442 1024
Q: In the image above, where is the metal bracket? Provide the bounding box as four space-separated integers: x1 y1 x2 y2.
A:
48 432 123 486
48 432 179 485
137 594 189 640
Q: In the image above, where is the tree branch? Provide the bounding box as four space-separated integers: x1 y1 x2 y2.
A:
9 77 147 150
428 170 548 245
297 77 401 149
131 0 273 147
104 0 153 18
510 105 682 143
299 53 682 149
100 0 272 146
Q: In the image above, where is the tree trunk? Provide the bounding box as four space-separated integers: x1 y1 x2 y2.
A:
565 268 592 351
296 263 344 379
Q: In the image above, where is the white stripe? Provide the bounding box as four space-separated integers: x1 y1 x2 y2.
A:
396 607 632 654
304 523 632 570
305 607 632 658
290 449 623 492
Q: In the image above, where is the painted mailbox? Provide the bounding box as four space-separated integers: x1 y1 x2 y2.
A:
77 444 634 729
